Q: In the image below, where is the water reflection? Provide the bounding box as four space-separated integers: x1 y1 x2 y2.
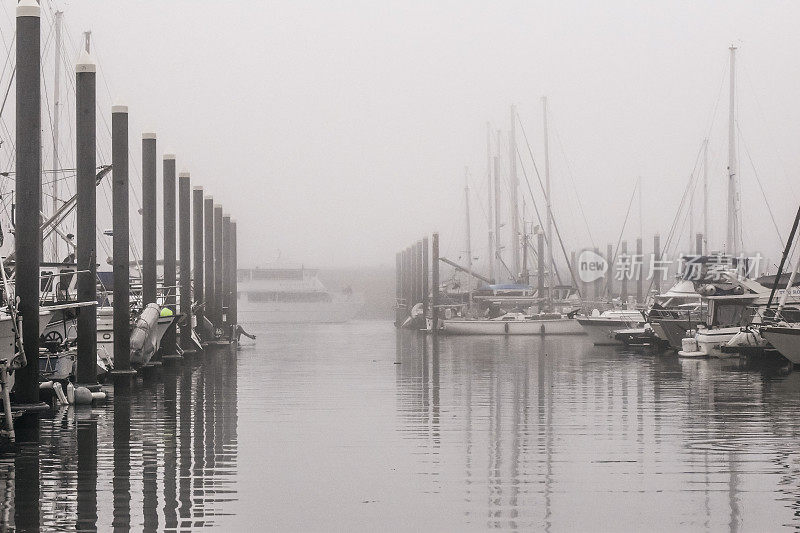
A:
396 330 800 530
0 347 238 531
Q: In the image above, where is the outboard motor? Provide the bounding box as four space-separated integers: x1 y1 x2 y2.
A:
130 303 161 367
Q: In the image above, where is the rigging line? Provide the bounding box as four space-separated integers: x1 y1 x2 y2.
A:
549 116 595 248
516 145 568 289
602 179 639 299
643 141 705 298
516 113 580 293
736 121 783 245
740 58 799 203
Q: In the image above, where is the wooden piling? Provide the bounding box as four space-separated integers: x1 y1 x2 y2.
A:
431 233 440 334
75 45 97 385
695 233 703 255
222 214 231 331
192 187 204 339
636 237 643 305
142 132 157 305
593 247 601 305
203 196 214 334
422 237 429 317
230 220 238 328
112 105 132 373
620 241 628 304
178 172 192 351
653 234 661 294
605 243 613 300
537 232 545 312
213 205 224 327
162 154 177 355
14 0 42 404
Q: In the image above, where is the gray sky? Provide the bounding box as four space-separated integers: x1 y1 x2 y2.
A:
12 0 800 270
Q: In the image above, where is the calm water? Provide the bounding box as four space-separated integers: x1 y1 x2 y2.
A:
3 320 800 530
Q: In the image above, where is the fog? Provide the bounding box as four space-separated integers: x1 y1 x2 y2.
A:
14 1 800 270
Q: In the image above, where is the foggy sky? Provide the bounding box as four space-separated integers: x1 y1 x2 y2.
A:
10 1 800 270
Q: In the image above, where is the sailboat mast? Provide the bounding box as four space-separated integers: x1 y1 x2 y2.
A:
726 46 740 256
51 10 62 262
542 96 553 305
703 138 709 254
464 167 473 309
493 153 502 282
486 122 495 283
509 104 520 280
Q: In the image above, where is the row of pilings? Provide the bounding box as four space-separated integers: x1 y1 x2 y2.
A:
395 233 439 333
12 1 240 438
395 229 707 328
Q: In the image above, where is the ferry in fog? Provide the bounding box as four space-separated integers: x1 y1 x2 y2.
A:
237 265 363 323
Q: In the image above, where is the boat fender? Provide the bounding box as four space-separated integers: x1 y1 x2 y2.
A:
504 322 509 334
66 382 75 404
445 308 453 320
540 323 545 335
91 391 107 402
53 382 68 405
39 380 54 390
73 386 93 405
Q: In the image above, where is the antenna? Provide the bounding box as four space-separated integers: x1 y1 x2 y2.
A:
83 30 91 53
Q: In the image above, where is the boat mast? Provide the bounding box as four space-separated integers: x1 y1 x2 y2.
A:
726 46 741 256
493 152 502 282
703 138 709 254
51 10 62 262
486 122 495 283
542 96 553 307
464 166 473 309
509 104 520 280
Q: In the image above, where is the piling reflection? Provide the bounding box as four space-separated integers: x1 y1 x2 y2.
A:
0 347 238 531
396 331 800 530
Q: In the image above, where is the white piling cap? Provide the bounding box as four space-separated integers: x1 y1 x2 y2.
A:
111 104 128 114
75 49 96 73
17 0 40 17
142 132 157 140
214 204 222 210
204 195 212 201
179 171 190 178
163 153 176 160
193 186 203 191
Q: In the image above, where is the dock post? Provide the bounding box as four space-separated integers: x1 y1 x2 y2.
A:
214 204 224 330
192 188 205 341
222 214 231 333
142 132 157 305
162 154 178 356
203 196 215 335
605 243 614 301
75 43 97 385
592 247 601 306
620 240 628 304
431 233 440 334
537 231 545 312
230 220 238 328
653 234 661 294
422 237 429 318
695 233 703 255
111 105 133 376
395 252 401 326
411 243 418 307
636 237 643 305
14 0 42 406
178 173 193 352
402 247 410 313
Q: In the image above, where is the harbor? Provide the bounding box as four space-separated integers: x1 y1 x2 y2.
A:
3 0 800 531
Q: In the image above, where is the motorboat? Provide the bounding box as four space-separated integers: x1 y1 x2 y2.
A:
576 309 646 345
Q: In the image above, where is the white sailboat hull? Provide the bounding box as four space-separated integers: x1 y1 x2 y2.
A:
437 317 585 335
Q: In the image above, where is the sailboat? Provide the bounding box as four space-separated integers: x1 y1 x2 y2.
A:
434 102 585 336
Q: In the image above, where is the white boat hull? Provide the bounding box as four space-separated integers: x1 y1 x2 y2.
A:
577 317 646 345
678 327 740 358
437 317 585 335
762 326 800 364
